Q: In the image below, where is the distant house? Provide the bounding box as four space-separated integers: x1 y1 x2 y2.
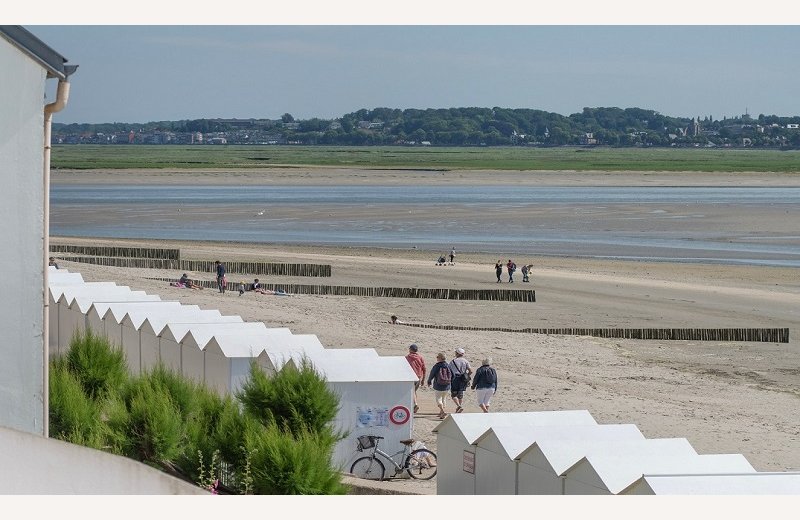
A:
787 124 799 130
580 132 598 145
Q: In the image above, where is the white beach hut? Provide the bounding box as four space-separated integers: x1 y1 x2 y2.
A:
562 452 756 495
471 423 647 495
137 313 244 374
53 285 161 356
197 335 275 395
49 281 116 354
620 472 800 495
308 353 418 471
516 435 697 495
433 410 597 495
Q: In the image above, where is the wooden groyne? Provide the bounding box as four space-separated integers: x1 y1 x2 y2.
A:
149 277 536 302
55 255 332 277
50 244 181 260
396 323 789 343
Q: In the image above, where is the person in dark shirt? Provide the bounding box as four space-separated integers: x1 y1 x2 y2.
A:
215 260 226 294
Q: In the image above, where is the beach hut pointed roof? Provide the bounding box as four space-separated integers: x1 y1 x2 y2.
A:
160 321 267 346
119 305 203 329
433 410 597 445
310 354 418 383
203 336 271 359
137 313 243 337
50 281 119 303
475 423 648 461
566 452 756 494
68 292 161 314
92 301 185 325
47 272 84 285
620 472 800 495
208 327 300 352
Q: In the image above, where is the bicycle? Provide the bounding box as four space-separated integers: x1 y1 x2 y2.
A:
349 435 437 481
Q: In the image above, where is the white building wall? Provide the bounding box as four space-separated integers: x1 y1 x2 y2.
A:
474 435 517 495
0 38 47 434
331 381 414 472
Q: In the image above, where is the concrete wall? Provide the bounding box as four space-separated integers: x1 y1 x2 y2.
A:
0 36 47 435
0 425 206 494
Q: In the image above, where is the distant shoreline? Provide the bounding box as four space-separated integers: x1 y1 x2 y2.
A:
51 167 800 186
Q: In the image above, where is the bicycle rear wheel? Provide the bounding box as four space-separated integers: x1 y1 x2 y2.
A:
406 449 437 480
350 456 386 480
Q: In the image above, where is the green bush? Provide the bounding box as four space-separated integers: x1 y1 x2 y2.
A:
237 359 341 439
245 424 347 495
65 329 127 399
48 358 107 450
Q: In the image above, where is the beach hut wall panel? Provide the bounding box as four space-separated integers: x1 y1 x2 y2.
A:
179 332 271 389
517 436 696 496
433 410 597 495
321 356 418 471
562 453 756 495
472 423 646 495
620 472 800 495
137 314 243 372
202 339 273 395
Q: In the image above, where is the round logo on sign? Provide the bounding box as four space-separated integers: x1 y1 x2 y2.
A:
389 405 411 425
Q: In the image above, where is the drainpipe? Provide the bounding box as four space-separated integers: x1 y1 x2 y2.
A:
42 78 70 437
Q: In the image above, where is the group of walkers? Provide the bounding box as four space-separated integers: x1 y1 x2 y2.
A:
405 344 498 419
494 259 533 283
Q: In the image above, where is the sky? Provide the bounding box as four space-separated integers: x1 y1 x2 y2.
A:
15 4 800 124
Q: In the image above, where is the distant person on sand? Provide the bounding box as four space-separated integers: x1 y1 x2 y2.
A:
506 259 516 283
495 260 503 283
238 280 246 296
427 352 452 419
405 344 426 414
48 257 59 269
215 260 226 294
174 273 202 290
471 357 498 413
448 347 472 413
449 247 456 264
521 264 529 283
436 254 447 266
389 315 405 325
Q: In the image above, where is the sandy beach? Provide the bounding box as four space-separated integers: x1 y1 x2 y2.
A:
49 168 800 494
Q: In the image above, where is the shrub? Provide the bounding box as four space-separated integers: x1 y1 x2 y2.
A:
48 358 107 450
237 359 340 439
65 329 127 399
244 423 347 495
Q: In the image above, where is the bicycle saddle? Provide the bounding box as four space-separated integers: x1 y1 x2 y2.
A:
399 439 415 445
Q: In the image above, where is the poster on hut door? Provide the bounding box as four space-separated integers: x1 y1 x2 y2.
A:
356 406 390 428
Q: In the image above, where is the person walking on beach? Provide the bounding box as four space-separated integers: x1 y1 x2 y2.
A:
215 260 226 294
471 358 498 413
427 352 452 419
449 247 456 264
521 264 529 283
495 260 503 283
448 347 472 413
506 259 516 283
405 344 426 414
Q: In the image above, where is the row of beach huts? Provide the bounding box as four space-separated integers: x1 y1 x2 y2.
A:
48 266 800 494
47 266 417 469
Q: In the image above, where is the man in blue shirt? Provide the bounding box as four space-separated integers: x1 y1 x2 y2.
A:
215 260 226 294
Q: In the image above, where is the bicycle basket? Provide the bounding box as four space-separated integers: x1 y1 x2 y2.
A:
356 435 376 451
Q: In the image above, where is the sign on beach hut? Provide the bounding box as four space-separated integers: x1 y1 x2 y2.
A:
433 410 597 495
516 435 696 495
472 423 647 495
620 472 800 495
561 452 756 495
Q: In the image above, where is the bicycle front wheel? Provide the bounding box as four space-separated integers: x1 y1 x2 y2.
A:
406 449 437 480
350 456 386 481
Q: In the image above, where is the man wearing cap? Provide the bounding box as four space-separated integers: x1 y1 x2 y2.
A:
449 347 473 413
405 344 426 414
